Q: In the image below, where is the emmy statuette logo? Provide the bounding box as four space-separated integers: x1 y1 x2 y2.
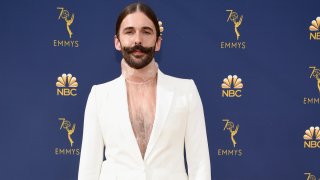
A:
53 7 79 48
309 66 320 93
309 17 320 40
217 119 243 156
223 119 239 147
56 73 78 96
221 75 243 97
303 66 320 104
59 118 76 147
226 10 243 40
305 172 320 180
220 10 246 49
57 7 74 39
55 117 80 156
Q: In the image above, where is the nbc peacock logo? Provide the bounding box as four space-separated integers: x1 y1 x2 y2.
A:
303 126 320 148
221 75 243 97
56 73 78 96
309 17 320 40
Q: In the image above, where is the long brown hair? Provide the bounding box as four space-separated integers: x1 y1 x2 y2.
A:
115 2 160 39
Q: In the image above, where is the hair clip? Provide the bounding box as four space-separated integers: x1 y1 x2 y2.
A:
158 21 164 36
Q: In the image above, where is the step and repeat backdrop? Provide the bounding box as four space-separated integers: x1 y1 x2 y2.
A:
1 0 320 179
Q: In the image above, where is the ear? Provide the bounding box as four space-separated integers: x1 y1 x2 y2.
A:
114 35 122 51
155 36 162 52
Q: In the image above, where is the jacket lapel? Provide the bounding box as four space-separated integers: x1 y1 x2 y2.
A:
144 70 174 161
109 70 174 163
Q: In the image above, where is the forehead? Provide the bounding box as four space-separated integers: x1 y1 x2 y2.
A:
120 11 156 31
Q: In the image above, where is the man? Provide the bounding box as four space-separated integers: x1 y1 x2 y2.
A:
78 2 211 180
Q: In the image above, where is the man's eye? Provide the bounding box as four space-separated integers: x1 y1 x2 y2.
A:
125 31 133 34
143 31 151 35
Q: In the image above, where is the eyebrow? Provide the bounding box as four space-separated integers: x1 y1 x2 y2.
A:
122 26 154 32
123 27 135 31
141 27 154 32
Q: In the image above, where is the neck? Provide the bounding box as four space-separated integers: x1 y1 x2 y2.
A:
121 58 158 83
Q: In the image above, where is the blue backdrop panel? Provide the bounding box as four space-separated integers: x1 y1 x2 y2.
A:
1 0 320 179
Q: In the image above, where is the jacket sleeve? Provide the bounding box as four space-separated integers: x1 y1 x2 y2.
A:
78 86 104 180
185 80 211 180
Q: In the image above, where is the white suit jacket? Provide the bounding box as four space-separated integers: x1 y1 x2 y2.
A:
78 70 211 180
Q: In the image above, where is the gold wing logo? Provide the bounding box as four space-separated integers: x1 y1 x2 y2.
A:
303 126 320 140
309 66 320 93
309 17 320 32
59 118 76 147
221 75 243 89
223 119 239 147
56 73 78 88
226 10 243 40
57 7 75 38
304 173 317 180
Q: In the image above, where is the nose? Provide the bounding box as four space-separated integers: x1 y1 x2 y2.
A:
134 32 142 45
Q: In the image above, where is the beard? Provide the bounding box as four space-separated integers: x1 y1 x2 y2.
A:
121 44 155 69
